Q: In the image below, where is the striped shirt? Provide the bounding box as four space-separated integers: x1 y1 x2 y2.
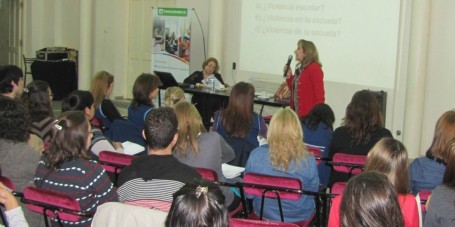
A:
117 154 201 211
35 158 118 227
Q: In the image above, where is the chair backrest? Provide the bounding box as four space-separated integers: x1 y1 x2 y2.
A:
243 173 302 201
98 151 135 186
419 190 432 213
306 146 323 165
330 153 366 175
229 218 299 227
22 186 92 224
195 167 218 181
0 176 16 191
330 182 347 196
225 137 257 167
98 151 134 174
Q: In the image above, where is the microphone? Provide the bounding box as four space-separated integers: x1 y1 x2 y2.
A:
283 55 293 77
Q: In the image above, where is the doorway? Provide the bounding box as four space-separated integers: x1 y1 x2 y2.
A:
0 0 22 66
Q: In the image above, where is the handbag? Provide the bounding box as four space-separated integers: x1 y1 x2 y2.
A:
274 82 291 102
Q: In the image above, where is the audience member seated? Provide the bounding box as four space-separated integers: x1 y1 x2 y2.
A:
213 82 267 148
300 103 335 188
172 101 239 211
164 86 185 108
34 111 118 226
0 97 42 226
0 65 24 99
90 70 123 130
21 80 55 144
165 180 228 227
117 107 201 211
331 171 404 227
245 108 319 223
62 90 123 159
424 138 455 227
329 90 393 186
0 182 29 227
127 73 160 131
410 110 455 194
329 138 419 227
184 57 229 130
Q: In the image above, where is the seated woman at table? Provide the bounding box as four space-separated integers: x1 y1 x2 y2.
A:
184 57 229 130
245 108 319 224
128 73 160 130
90 70 123 130
213 82 267 147
172 101 239 211
164 86 185 108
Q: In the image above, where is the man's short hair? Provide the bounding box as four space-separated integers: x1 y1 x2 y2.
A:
0 65 23 94
144 107 178 150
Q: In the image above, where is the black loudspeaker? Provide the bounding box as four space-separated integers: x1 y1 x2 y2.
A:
31 60 78 101
371 90 387 122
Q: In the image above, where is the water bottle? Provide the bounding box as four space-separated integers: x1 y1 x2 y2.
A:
208 75 216 91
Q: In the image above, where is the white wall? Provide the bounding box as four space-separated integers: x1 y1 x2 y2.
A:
420 1 455 153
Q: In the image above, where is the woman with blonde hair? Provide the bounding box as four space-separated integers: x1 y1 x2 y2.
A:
89 70 122 129
172 101 239 211
164 86 185 108
244 108 319 223
410 110 455 194
329 138 419 227
284 39 325 117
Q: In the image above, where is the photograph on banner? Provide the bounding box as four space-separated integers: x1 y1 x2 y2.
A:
152 8 192 82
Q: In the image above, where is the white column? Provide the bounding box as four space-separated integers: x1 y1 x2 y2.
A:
78 0 93 90
207 0 223 60
403 0 431 158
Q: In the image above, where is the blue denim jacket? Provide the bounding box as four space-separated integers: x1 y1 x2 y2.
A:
302 121 333 188
410 156 446 194
245 145 319 222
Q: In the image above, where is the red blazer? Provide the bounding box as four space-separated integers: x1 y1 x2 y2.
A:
328 194 419 227
286 62 325 117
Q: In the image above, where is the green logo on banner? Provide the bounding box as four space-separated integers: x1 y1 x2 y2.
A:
157 8 188 17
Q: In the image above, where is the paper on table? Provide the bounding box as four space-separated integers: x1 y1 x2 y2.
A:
122 141 145 155
222 163 245 179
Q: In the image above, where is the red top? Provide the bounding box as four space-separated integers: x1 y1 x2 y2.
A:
328 194 420 227
286 62 325 117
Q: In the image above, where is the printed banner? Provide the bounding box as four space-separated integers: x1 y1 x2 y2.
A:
152 7 191 82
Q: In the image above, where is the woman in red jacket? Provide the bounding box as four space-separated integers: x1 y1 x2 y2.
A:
285 39 325 118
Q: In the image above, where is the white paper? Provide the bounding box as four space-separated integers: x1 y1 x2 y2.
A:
222 163 245 179
122 141 145 155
